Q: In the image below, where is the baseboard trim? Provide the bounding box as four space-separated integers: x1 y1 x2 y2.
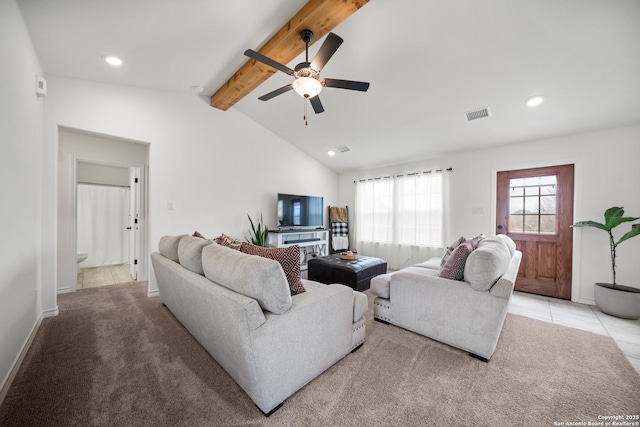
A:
57 286 72 294
576 297 596 306
42 306 59 318
0 313 43 408
147 289 159 297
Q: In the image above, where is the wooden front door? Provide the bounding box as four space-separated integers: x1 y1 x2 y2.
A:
496 164 574 299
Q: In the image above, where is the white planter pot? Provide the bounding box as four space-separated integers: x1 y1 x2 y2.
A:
594 283 640 320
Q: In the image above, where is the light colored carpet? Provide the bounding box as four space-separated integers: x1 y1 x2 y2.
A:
1 281 639 426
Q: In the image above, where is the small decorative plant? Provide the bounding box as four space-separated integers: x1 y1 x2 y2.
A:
247 213 269 247
572 207 640 288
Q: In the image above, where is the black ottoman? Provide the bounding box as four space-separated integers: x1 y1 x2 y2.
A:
307 254 387 292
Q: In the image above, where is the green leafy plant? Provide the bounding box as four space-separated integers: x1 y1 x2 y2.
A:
572 207 640 288
247 213 269 247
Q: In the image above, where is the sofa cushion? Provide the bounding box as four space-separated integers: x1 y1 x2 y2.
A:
464 236 512 291
158 234 188 263
414 257 441 270
438 242 474 280
202 242 292 314
240 243 306 295
178 235 212 275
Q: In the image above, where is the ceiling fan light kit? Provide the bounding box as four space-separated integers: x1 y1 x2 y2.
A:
292 75 322 98
244 29 369 115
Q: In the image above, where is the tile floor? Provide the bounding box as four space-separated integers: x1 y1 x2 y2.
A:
508 291 640 374
77 263 133 289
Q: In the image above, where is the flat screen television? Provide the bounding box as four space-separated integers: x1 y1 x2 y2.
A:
277 193 324 228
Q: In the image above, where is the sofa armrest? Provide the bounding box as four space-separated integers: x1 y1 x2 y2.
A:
353 291 368 323
370 273 393 298
490 251 522 299
371 266 440 299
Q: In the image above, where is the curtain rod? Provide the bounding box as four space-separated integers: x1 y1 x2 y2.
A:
77 182 130 189
354 168 452 183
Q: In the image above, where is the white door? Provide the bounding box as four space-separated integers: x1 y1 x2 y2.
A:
129 167 140 280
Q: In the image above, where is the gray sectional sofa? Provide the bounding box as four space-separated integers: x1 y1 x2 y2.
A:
370 235 522 361
151 235 368 415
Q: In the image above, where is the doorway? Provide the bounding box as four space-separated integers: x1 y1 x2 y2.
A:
57 128 149 294
76 161 141 289
496 164 575 299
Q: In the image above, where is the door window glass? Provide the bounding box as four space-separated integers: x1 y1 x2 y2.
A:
509 175 557 234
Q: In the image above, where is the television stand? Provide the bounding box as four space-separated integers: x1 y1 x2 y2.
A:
284 238 321 244
268 229 329 270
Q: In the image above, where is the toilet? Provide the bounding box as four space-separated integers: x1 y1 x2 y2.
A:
77 252 88 263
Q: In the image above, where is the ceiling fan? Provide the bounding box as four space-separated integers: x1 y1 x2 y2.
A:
244 29 370 114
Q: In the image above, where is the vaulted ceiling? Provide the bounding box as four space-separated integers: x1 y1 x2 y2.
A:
17 0 640 172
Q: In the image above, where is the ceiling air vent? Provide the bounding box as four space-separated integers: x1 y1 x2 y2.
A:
336 145 351 153
465 107 491 122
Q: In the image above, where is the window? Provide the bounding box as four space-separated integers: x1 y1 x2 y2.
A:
356 172 443 247
292 200 301 225
509 175 557 234
356 178 393 244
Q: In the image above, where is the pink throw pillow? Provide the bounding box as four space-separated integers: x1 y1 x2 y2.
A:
214 233 242 251
439 242 474 280
440 236 465 269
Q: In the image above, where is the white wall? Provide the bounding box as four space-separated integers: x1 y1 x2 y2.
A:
41 76 338 309
338 125 640 304
0 0 44 397
58 130 149 292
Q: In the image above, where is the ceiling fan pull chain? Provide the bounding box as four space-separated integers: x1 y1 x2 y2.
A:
304 99 308 126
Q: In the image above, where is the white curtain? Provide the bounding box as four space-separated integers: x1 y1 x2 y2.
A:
77 183 130 268
355 171 447 270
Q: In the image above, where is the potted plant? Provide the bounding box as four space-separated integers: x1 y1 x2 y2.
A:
247 213 269 247
572 206 640 319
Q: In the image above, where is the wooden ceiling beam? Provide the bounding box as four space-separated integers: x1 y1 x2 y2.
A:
210 0 369 111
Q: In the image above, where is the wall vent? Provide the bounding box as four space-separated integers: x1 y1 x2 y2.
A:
336 145 351 153
465 107 491 122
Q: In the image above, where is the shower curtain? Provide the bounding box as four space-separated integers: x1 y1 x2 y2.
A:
77 183 130 268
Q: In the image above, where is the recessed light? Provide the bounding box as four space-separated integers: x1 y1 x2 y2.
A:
102 55 123 66
327 150 336 156
526 95 544 107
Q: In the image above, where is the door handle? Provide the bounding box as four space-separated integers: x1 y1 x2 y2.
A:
497 225 503 230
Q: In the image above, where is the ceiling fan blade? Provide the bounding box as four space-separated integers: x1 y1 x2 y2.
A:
244 49 294 75
323 78 370 92
310 32 343 72
258 84 293 101
309 95 325 114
